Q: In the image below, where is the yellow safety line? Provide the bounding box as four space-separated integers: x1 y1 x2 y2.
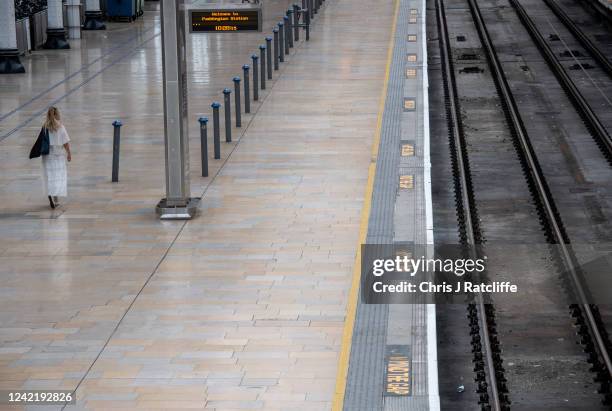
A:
331 0 400 409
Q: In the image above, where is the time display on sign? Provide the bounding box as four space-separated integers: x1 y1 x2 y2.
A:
190 10 261 32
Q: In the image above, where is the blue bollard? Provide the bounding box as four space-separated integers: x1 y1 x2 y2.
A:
273 29 279 70
112 120 122 182
223 88 232 142
259 45 266 90
198 117 209 177
233 77 242 127
243 65 251 113
251 54 259 101
286 10 294 48
284 16 290 55
278 22 285 62
211 102 221 159
266 37 273 79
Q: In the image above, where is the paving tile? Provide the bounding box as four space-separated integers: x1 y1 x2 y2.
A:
0 0 394 407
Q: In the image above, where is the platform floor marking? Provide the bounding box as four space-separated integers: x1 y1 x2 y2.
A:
399 175 415 189
384 345 412 397
331 0 401 409
402 144 415 156
0 31 162 142
0 26 157 124
404 98 417 111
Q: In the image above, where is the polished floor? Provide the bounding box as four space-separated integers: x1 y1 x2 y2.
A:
0 0 394 409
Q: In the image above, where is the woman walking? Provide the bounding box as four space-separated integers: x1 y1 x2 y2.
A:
41 107 71 209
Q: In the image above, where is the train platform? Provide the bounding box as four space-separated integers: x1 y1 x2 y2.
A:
334 0 438 409
0 0 436 409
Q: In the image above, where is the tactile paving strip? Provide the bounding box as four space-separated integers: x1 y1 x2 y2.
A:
343 0 435 407
342 0 417 410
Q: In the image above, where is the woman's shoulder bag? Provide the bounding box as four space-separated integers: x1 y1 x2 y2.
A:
29 127 50 159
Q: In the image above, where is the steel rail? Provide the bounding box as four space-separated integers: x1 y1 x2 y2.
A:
510 0 612 159
581 0 612 26
435 0 503 409
543 0 612 77
470 0 612 383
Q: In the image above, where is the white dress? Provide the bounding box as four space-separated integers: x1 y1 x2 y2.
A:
42 125 70 197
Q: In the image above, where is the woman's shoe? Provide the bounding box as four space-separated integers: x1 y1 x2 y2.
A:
53 196 60 207
48 196 55 209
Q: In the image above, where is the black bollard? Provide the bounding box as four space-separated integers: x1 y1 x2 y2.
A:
243 65 251 113
211 102 221 159
278 22 285 63
266 37 272 79
293 4 300 42
198 117 209 177
273 29 280 70
111 120 121 182
251 54 259 101
259 45 266 90
286 10 294 48
284 17 290 55
223 88 232 143
233 77 242 128
305 4 311 41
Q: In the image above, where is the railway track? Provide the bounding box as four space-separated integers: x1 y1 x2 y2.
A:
432 0 612 407
509 0 612 161
435 0 507 409
581 0 612 25
542 0 612 77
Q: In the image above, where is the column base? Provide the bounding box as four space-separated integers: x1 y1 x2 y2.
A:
156 197 200 220
83 11 106 30
0 49 25 74
44 28 70 49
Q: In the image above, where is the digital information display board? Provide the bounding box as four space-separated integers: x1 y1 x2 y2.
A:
189 9 262 32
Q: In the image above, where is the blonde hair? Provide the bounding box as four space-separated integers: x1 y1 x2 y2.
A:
44 106 61 132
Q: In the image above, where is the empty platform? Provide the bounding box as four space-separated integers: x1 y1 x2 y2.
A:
0 0 402 409
334 0 439 409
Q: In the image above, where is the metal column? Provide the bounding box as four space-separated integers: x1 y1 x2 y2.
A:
156 0 198 219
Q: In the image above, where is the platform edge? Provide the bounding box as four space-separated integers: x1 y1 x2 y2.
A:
331 0 401 409
421 0 440 405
